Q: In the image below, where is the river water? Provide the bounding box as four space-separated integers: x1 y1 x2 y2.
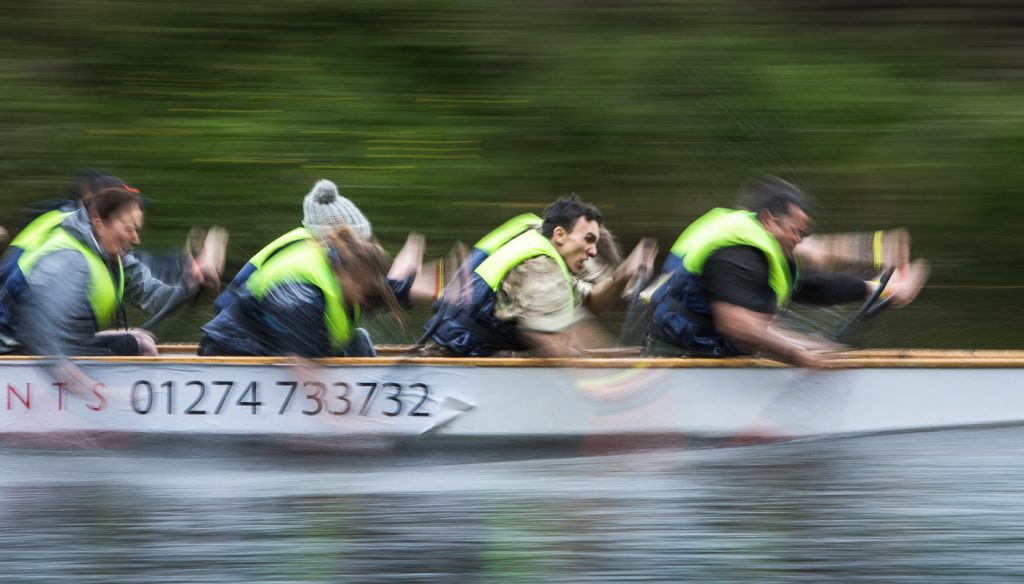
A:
2 428 1023 582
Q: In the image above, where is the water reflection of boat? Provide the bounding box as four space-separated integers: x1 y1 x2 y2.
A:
2 347 1022 441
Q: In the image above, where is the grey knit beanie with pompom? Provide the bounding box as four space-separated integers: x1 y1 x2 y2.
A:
301 179 372 240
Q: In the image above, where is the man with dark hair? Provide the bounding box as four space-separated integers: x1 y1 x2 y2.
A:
424 195 651 357
735 175 814 218
647 176 927 368
539 196 604 240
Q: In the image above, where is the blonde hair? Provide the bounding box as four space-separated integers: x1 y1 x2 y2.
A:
322 226 404 325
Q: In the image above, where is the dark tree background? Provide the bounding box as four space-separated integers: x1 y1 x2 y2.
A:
2 0 1022 347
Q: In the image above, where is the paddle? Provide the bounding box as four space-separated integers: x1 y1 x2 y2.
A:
616 264 651 345
832 266 895 343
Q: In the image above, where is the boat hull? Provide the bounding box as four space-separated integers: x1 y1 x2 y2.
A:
1 353 1022 440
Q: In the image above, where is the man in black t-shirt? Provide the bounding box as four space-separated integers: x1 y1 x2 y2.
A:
647 176 928 368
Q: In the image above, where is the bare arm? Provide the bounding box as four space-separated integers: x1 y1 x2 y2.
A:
518 316 618 357
388 232 427 305
585 238 656 314
795 228 910 272
194 226 229 289
518 329 584 358
711 301 837 369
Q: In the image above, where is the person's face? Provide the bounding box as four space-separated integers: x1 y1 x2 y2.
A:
552 216 600 274
93 205 143 258
763 204 811 256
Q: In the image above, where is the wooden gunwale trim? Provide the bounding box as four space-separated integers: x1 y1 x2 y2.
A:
154 344 1024 360
4 351 1024 368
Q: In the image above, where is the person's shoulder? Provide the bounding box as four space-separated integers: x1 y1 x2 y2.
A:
506 255 567 288
266 281 324 305
19 199 75 227
517 255 563 274
32 246 88 268
27 248 90 285
706 245 769 272
702 245 775 312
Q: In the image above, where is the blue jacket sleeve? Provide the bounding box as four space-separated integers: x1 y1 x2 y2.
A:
122 251 197 315
387 274 415 309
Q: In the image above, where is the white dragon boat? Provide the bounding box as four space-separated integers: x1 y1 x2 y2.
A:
1 346 1022 444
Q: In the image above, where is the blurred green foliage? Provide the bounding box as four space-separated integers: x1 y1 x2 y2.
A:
1 0 1023 346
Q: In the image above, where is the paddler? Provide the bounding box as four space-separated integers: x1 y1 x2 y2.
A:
421 195 653 357
9 186 220 356
211 179 427 342
198 225 400 357
0 169 225 350
645 175 929 367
